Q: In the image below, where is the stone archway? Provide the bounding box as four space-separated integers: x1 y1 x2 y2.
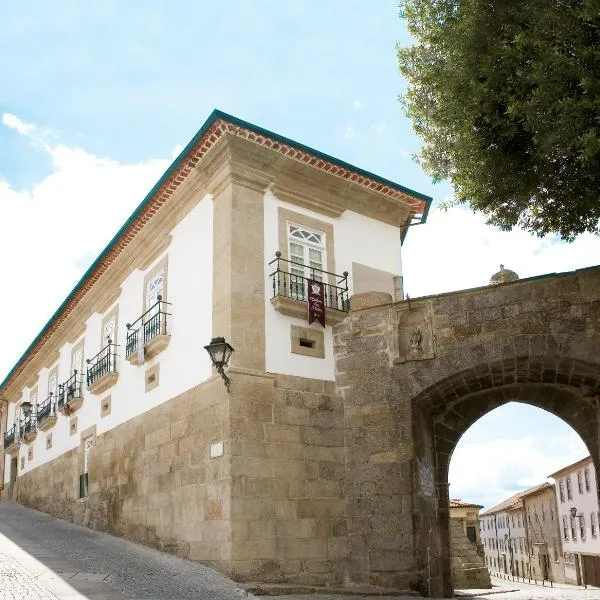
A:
334 266 600 598
412 356 600 597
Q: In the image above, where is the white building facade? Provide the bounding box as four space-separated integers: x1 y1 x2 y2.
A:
550 456 600 586
0 110 431 588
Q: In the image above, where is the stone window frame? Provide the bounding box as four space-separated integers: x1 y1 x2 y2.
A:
101 304 119 347
277 208 335 285
290 325 325 359
144 363 160 392
77 425 96 500
142 255 169 313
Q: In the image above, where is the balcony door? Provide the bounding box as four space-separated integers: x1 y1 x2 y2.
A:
146 272 164 313
288 223 326 299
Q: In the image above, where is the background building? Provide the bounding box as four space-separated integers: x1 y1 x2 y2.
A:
550 456 600 586
520 483 565 583
480 483 554 580
449 499 491 589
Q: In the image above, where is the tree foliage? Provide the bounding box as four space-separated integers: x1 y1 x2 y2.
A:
398 0 600 240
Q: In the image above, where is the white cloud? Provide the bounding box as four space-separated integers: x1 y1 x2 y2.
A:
2 113 35 136
0 116 172 379
374 119 388 138
352 99 363 110
344 122 356 139
403 203 600 298
449 433 588 510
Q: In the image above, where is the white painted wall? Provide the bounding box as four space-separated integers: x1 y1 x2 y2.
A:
553 461 600 556
264 191 402 380
4 193 214 483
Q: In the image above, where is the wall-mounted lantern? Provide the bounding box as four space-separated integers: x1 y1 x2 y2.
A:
20 401 32 417
570 507 578 518
204 337 234 392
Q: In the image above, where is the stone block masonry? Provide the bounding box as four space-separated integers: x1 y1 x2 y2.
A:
13 370 346 587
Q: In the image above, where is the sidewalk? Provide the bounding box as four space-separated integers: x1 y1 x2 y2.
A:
489 571 600 591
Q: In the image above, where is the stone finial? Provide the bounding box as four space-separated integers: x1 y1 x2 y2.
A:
489 264 519 285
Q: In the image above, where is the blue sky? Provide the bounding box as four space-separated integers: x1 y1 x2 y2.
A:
1 1 597 508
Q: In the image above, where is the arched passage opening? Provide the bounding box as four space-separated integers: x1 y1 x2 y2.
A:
411 356 600 598
448 402 589 589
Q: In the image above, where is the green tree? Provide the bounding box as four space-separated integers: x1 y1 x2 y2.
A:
398 0 600 240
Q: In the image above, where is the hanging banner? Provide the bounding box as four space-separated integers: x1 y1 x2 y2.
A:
307 279 326 327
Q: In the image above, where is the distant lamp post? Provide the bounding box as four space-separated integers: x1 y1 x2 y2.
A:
570 507 578 518
20 401 32 417
204 337 234 392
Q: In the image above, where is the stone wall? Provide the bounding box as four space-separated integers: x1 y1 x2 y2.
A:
227 371 346 585
16 375 232 569
335 266 600 597
449 520 490 589
13 371 346 586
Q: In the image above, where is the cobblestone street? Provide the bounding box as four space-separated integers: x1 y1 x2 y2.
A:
0 502 249 599
3 501 600 600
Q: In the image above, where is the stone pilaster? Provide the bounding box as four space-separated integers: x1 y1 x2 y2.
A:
211 172 266 372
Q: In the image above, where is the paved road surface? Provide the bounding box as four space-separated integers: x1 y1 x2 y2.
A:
2 502 600 600
0 501 249 600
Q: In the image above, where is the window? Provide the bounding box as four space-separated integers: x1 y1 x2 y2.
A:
142 256 168 318
542 503 546 522
519 538 523 552
79 435 94 499
518 515 522 528
591 512 597 537
571 516 577 541
578 471 584 494
71 339 84 377
288 223 326 297
580 515 586 540
559 480 565 503
585 468 591 492
47 366 58 397
563 516 569 540
553 539 560 562
566 476 573 500
550 504 554 520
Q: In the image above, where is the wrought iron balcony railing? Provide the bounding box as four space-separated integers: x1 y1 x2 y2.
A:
3 425 17 449
87 340 118 387
37 393 56 426
125 296 171 359
57 371 83 409
269 253 349 312
20 415 36 439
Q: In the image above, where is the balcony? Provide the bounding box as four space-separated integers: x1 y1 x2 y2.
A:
125 297 171 365
37 393 58 431
3 425 20 455
57 371 84 415
86 340 119 394
20 414 37 443
269 253 349 325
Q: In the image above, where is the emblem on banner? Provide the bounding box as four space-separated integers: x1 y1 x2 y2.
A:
307 279 326 327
